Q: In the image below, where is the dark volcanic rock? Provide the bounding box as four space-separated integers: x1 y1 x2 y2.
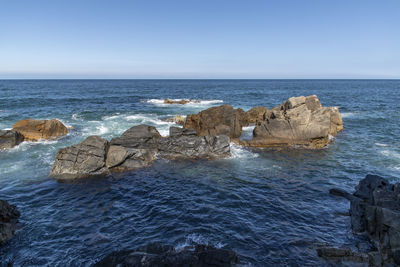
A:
50 136 109 179
158 127 230 160
93 242 239 267
242 95 343 148
0 200 20 245
184 104 244 139
329 174 400 266
0 130 24 149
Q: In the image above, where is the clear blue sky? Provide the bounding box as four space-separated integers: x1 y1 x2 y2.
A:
1 0 399 79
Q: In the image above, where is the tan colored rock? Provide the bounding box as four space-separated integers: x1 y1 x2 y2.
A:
246 107 267 123
162 115 185 125
242 95 343 148
13 119 68 141
184 104 243 139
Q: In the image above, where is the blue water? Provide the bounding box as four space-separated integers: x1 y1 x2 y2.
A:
0 79 399 266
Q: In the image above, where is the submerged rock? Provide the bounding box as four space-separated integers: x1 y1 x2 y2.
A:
164 99 199 105
0 130 24 149
93 242 239 267
50 125 231 179
184 104 245 139
242 95 343 148
329 174 400 266
50 136 109 179
0 200 20 245
12 118 68 141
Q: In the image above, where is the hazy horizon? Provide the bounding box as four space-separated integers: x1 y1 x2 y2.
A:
1 0 399 79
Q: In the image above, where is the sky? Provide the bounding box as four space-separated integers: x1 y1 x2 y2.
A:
0 0 399 79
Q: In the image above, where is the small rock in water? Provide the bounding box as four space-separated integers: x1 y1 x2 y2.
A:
12 118 69 141
0 130 24 149
93 242 239 267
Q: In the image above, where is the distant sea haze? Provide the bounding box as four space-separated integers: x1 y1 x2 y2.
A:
0 79 399 265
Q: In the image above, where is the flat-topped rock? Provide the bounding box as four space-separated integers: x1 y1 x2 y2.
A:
163 99 200 105
0 200 20 245
12 119 68 141
0 130 24 149
50 136 109 179
93 242 239 267
243 95 343 148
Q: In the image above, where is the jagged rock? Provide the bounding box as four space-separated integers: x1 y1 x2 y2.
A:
184 105 244 139
316 246 369 263
93 242 239 267
0 200 20 245
0 130 24 149
246 106 267 124
158 127 230 160
162 115 185 125
50 136 109 179
329 174 400 266
242 95 343 148
50 125 231 179
12 119 68 141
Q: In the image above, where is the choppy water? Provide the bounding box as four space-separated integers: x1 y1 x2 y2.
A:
0 79 399 266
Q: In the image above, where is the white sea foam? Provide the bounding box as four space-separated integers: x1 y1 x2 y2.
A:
71 113 83 121
175 233 224 251
375 143 388 147
380 149 400 159
341 112 355 118
145 98 223 107
229 143 259 159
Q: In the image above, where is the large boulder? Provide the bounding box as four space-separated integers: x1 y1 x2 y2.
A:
158 127 230 160
106 125 160 171
245 106 267 124
0 130 24 149
184 105 244 139
330 174 400 266
243 95 343 148
0 200 20 245
93 242 239 267
12 119 68 141
50 136 109 179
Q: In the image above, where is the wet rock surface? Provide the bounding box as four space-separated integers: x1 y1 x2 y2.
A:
329 174 400 266
0 200 20 245
93 242 239 267
0 130 24 149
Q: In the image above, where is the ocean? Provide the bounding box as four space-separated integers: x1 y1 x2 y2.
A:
0 79 399 266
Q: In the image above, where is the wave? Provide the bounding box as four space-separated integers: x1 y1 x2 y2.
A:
174 233 225 251
144 99 223 106
375 143 388 147
229 143 259 159
341 112 356 118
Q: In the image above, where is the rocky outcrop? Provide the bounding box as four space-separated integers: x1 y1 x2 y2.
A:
50 136 109 179
158 127 230 160
245 106 267 124
50 125 230 179
164 99 200 105
184 105 244 139
12 119 68 141
330 174 400 266
0 200 20 245
162 115 185 125
242 95 343 148
0 130 24 149
93 242 239 267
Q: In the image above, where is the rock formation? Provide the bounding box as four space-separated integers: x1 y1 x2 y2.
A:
245 106 267 124
50 125 230 179
93 242 239 267
50 136 110 179
12 119 68 141
329 174 400 266
0 200 20 245
0 130 24 149
184 105 244 139
242 95 343 148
